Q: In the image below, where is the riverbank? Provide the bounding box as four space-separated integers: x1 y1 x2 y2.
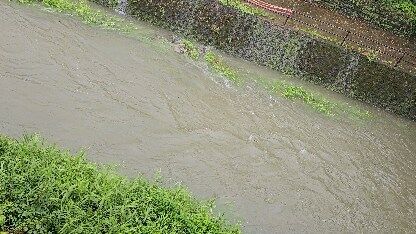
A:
0 135 240 233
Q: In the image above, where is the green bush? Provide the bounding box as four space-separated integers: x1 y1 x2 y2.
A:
0 135 240 233
317 0 416 37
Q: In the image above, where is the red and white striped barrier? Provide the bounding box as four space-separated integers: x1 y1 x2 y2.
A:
245 0 293 16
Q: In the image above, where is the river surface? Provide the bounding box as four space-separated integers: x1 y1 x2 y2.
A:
1 1 416 233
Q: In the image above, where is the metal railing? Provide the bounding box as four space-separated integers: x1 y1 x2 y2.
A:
244 0 416 72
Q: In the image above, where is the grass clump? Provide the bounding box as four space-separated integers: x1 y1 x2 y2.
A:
182 39 200 60
218 0 267 16
0 135 240 234
204 51 242 84
270 81 335 115
17 0 135 32
268 80 372 118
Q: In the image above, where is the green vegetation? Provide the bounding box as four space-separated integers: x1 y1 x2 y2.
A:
204 51 241 84
182 39 200 60
0 135 240 233
268 80 372 118
318 0 416 37
218 0 267 16
270 81 335 115
17 0 135 32
386 0 416 18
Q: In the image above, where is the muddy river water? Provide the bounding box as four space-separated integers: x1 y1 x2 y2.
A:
1 1 416 233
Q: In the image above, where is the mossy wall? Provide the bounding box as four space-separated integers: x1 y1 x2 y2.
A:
299 39 416 119
94 0 416 120
351 59 416 118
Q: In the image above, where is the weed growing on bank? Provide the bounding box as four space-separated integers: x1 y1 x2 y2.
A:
205 51 242 84
0 135 240 234
269 80 336 115
268 80 372 118
17 0 135 32
182 39 200 60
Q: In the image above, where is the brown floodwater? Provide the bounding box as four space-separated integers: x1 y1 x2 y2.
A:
1 1 415 233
